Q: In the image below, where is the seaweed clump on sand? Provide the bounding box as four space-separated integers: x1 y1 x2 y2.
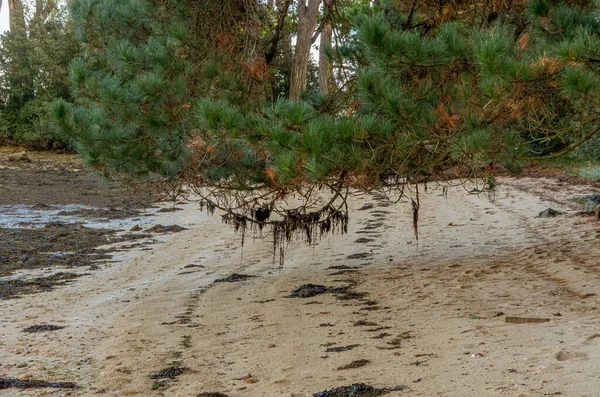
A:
287 284 345 298
145 224 187 233
0 223 150 277
312 383 406 397
0 272 87 300
325 344 360 353
0 378 79 390
288 283 370 303
148 367 185 379
215 274 256 283
336 359 371 370
197 393 230 397
23 324 65 333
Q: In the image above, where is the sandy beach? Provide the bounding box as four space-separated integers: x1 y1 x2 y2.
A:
1 152 600 396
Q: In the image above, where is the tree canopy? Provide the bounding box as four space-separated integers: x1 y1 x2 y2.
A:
51 0 600 260
0 0 78 146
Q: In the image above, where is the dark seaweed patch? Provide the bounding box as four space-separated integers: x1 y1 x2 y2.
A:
0 224 147 277
313 383 406 396
23 324 65 333
327 265 356 270
325 344 360 352
365 326 392 332
288 284 345 298
215 274 256 283
0 272 88 300
145 224 187 233
362 222 383 230
157 207 184 213
184 264 205 269
354 238 374 244
336 291 368 301
371 332 391 339
256 298 275 304
30 203 56 210
347 253 372 259
361 306 383 311
289 282 366 301
353 320 378 327
198 393 230 397
148 367 185 379
0 378 79 390
337 359 371 370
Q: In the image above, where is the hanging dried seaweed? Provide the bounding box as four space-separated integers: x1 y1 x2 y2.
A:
199 200 216 215
411 198 419 241
411 185 420 242
214 200 349 266
251 206 272 231
221 213 247 247
194 181 353 266
269 205 349 266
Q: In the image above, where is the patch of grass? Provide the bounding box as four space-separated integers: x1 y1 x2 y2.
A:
569 165 600 180
534 156 592 170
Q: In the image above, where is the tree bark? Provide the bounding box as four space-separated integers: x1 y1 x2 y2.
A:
289 0 322 100
34 0 56 22
318 19 332 95
266 0 292 66
8 0 26 32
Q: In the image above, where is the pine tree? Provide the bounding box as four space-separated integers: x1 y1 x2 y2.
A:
53 0 600 259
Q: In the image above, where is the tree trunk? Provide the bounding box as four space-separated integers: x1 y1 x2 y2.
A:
289 0 321 100
266 0 292 66
318 20 333 95
8 0 26 32
34 0 55 22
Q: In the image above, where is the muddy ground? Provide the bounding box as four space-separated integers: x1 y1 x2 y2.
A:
1 147 600 397
0 147 157 298
0 146 153 207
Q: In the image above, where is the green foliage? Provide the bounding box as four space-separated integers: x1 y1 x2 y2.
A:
573 133 600 163
55 0 271 182
0 2 78 146
52 0 600 216
57 0 193 176
528 0 551 18
561 65 598 98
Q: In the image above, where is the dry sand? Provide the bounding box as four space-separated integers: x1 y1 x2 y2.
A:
1 177 600 396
